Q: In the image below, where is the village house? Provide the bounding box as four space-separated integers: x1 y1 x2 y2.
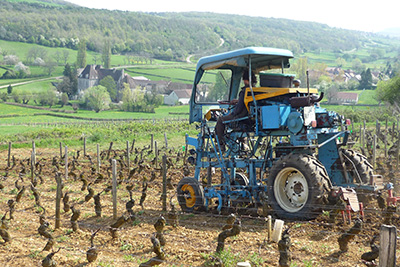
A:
329 92 359 105
78 65 192 104
77 65 125 94
164 89 192 105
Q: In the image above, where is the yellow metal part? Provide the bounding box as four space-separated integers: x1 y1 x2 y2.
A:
244 87 319 112
204 108 222 121
181 184 196 208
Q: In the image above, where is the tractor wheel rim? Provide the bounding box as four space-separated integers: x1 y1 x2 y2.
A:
181 184 196 208
274 167 309 213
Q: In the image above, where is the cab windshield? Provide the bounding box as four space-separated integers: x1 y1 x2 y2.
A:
195 69 232 103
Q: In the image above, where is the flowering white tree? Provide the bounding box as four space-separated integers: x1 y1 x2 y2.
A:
33 57 45 66
14 62 30 77
3 55 19 65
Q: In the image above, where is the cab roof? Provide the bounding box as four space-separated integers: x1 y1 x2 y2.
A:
196 47 294 72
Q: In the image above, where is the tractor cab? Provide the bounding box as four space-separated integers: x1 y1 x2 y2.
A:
190 47 295 124
189 47 324 141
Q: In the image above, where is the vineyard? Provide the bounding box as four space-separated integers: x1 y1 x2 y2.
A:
0 120 400 267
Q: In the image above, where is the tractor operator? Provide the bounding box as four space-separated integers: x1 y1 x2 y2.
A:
215 69 257 151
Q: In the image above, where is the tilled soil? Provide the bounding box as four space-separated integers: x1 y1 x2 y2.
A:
0 147 398 267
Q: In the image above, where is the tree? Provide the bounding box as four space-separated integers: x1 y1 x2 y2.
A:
359 68 373 89
99 75 117 102
144 87 163 107
92 53 100 65
290 57 309 85
0 92 7 102
46 89 57 108
83 85 111 113
26 47 47 64
60 92 69 107
121 83 134 111
102 40 111 69
376 75 400 113
77 39 87 68
21 91 32 104
62 50 70 64
351 58 364 73
7 84 12 94
61 63 78 97
58 76 73 97
3 55 19 65
44 61 57 76
335 57 346 68
53 50 62 65
14 62 30 78
11 90 21 103
37 88 57 108
33 57 45 66
325 83 340 104
1 70 17 79
120 83 147 111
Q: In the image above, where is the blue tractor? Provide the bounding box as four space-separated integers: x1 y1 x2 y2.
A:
177 47 382 220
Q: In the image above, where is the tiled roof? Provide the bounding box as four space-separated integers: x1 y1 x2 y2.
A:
173 89 191 98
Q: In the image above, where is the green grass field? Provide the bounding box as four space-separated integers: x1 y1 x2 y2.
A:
0 102 192 150
125 66 196 83
9 78 60 93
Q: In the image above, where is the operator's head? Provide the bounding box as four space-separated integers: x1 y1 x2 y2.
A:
243 69 257 86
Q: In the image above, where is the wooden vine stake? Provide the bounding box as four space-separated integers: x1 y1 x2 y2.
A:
112 159 117 220
397 135 400 170
82 136 85 156
162 154 167 212
267 215 272 242
55 172 62 229
155 141 159 168
96 144 100 172
7 142 11 168
379 225 396 267
372 135 376 169
151 134 154 151
65 146 68 180
126 141 130 170
164 132 168 148
31 151 35 181
32 141 36 165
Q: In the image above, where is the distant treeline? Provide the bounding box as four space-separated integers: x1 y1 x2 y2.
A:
0 1 389 61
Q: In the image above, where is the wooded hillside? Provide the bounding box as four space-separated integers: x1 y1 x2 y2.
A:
1 0 397 62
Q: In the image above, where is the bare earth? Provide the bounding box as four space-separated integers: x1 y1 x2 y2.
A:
0 147 398 267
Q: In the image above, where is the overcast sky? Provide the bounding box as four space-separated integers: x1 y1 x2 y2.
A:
66 0 399 33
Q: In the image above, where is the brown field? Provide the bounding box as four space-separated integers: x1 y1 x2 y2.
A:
0 145 399 267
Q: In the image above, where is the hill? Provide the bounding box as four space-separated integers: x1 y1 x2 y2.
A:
378 27 400 38
1 0 400 63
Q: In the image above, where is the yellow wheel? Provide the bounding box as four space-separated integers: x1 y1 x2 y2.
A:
181 184 197 208
177 177 205 212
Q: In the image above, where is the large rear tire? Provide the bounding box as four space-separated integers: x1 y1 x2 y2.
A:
177 177 205 212
341 149 375 205
341 149 374 184
267 154 330 220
